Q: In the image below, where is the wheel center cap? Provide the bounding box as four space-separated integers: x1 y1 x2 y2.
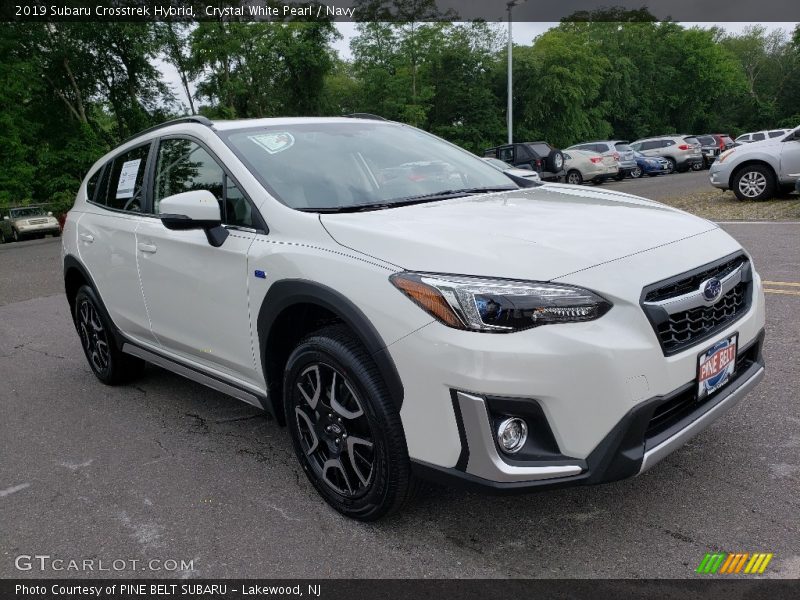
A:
326 423 343 436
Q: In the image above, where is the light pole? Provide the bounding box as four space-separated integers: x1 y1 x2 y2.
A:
507 0 527 144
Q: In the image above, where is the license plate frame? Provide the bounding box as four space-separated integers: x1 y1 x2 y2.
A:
697 333 738 400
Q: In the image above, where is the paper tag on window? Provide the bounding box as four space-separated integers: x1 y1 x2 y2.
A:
116 159 141 199
248 133 295 154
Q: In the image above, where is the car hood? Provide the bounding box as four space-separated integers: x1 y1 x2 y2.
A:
320 185 718 281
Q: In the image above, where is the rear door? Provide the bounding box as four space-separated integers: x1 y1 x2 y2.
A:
779 132 800 181
135 136 265 387
76 142 157 345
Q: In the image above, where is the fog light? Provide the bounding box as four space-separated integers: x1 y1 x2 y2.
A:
497 417 527 454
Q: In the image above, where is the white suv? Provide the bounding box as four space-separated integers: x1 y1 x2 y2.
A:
63 116 766 520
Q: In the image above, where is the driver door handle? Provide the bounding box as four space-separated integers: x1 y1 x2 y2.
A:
137 242 157 254
79 233 94 243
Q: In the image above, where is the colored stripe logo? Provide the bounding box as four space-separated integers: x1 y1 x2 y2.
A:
696 552 773 574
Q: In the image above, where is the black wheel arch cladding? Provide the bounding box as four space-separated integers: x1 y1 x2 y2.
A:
257 279 405 415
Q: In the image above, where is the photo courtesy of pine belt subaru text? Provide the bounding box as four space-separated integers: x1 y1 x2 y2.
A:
62 115 766 520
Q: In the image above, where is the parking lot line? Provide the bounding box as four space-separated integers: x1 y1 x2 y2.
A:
763 281 800 287
764 289 800 296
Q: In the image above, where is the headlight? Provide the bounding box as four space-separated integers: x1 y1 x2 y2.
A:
390 272 612 332
717 149 735 164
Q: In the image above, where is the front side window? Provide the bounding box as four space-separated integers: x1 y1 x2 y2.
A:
153 138 255 228
95 144 150 212
497 147 514 162
752 132 765 141
222 122 515 211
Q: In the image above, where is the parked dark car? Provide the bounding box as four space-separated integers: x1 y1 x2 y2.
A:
483 141 565 181
695 134 735 168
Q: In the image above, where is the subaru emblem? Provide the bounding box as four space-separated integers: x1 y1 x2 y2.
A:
701 277 722 302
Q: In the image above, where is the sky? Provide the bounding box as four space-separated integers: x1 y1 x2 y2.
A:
159 22 798 111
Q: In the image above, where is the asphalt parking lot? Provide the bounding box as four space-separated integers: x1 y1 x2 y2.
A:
1 175 798 579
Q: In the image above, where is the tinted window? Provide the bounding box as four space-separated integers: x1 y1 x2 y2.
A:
768 130 785 138
752 132 765 141
153 138 255 228
95 144 150 212
498 147 514 162
662 140 676 147
614 143 632 151
684 137 699 145
639 141 660 150
527 143 552 156
696 136 715 145
86 168 102 203
736 134 750 142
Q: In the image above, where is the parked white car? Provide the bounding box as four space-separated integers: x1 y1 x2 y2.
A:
63 116 766 520
734 129 792 145
563 149 618 185
482 157 541 182
710 126 800 200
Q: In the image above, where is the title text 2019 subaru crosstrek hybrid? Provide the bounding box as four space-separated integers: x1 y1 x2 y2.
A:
63 116 765 520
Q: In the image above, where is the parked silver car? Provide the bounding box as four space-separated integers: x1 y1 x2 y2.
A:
710 126 800 200
630 135 703 173
566 140 637 180
563 150 619 185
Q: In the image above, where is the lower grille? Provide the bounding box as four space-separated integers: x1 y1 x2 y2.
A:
645 336 762 446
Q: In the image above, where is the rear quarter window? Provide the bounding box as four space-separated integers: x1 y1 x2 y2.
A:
527 143 552 156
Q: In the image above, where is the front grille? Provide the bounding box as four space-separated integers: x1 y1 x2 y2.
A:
29 218 48 224
656 282 748 354
644 337 762 446
644 255 747 303
641 253 753 355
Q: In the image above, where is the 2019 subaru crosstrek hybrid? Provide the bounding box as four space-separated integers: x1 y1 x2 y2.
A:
63 116 766 520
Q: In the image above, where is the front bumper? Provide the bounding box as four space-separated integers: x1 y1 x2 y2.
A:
709 163 731 190
412 332 765 493
16 222 60 235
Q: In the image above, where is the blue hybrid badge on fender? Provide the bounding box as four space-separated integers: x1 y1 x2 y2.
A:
254 270 266 279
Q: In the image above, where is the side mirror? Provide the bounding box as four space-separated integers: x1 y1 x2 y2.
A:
47 211 53 217
3 216 8 221
159 190 229 247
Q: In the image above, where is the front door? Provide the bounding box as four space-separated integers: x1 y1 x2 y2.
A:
136 137 263 388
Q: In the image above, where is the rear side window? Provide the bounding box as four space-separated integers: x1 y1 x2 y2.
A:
752 132 765 141
527 143 552 156
86 169 102 202
639 140 660 150
153 138 256 228
95 144 151 212
498 147 513 162
768 130 785 138
662 140 676 147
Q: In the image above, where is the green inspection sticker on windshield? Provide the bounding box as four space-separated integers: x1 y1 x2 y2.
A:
248 132 295 155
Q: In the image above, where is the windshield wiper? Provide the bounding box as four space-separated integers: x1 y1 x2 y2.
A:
299 187 515 213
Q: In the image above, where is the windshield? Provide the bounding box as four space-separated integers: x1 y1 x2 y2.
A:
10 207 46 218
221 122 515 211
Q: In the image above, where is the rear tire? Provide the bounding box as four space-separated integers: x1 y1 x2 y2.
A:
284 324 418 521
732 164 775 201
74 285 145 385
614 172 626 181
664 158 676 174
0 230 5 244
630 167 642 179
566 170 583 185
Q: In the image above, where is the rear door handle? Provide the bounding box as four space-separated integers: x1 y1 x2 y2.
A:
79 233 94 243
137 242 157 254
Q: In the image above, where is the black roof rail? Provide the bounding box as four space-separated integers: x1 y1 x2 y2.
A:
344 113 387 121
121 116 214 145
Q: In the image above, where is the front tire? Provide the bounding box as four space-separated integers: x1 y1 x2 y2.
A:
284 325 417 521
12 229 20 242
630 167 643 178
664 158 676 174
732 165 775 201
74 285 144 384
